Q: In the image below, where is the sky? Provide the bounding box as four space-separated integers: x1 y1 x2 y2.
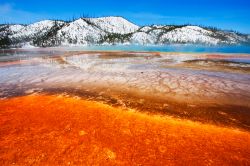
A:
0 0 250 33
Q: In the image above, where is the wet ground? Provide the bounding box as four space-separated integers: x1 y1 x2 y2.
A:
1 95 250 165
0 48 250 165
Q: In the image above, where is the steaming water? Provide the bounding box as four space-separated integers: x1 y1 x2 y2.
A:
1 46 250 130
60 44 250 54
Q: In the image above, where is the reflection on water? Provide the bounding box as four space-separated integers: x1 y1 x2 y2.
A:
0 49 65 63
1 47 250 165
0 48 250 130
51 44 250 53
226 58 250 64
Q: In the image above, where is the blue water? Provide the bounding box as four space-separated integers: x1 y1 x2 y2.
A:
225 59 250 64
63 44 250 54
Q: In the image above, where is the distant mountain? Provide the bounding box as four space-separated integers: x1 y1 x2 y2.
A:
0 16 249 48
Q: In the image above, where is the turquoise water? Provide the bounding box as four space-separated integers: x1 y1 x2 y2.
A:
0 45 250 61
62 44 250 54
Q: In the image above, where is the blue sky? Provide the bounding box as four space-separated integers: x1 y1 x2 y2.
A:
0 0 250 33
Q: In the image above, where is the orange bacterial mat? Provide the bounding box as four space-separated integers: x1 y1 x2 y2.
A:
0 94 249 165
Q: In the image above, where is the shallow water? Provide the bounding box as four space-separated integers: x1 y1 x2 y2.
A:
0 48 250 130
57 44 250 53
1 47 250 165
1 94 249 165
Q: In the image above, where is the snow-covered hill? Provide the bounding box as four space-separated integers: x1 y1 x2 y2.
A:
0 16 249 48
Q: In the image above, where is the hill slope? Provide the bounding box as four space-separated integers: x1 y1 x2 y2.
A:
0 16 249 48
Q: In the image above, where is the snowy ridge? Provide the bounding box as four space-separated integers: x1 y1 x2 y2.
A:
10 20 56 39
89 16 139 34
0 16 249 48
57 18 103 45
159 26 219 44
